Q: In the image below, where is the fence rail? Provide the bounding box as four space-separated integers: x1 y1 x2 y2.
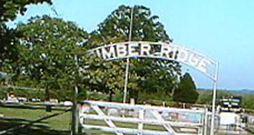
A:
79 100 212 135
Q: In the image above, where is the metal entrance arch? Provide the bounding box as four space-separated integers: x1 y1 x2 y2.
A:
87 41 219 135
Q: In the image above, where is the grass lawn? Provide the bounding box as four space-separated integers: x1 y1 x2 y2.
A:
0 106 71 135
1 106 253 135
0 106 166 135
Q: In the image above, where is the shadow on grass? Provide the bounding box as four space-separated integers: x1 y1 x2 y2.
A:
0 108 71 135
0 103 68 111
0 118 69 135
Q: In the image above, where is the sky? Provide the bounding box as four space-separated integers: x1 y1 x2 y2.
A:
8 0 254 90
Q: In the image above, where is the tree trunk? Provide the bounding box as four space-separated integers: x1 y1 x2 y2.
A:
108 90 114 102
45 86 50 101
71 85 79 135
129 90 139 103
45 86 51 112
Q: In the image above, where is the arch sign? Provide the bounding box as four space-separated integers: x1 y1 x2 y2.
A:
89 41 217 80
88 41 219 135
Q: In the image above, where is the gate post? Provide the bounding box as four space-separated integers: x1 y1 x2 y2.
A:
138 109 144 135
71 85 79 135
203 107 208 135
210 62 219 135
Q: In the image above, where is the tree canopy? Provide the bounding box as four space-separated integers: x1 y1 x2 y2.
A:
0 0 52 22
16 15 88 100
86 5 181 102
0 0 52 75
173 73 199 104
1 3 202 104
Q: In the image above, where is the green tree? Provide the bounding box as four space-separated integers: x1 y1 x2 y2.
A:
83 56 125 101
0 0 52 79
16 15 89 135
196 90 213 105
243 95 254 109
86 5 181 102
173 73 199 104
17 15 88 101
0 0 52 22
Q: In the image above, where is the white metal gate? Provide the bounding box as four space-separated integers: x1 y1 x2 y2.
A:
79 100 210 135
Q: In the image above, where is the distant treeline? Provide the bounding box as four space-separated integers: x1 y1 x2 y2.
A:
197 89 254 110
2 86 254 110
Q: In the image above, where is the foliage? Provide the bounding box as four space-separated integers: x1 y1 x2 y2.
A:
16 15 88 100
0 87 44 100
0 3 198 105
86 5 181 102
196 90 213 105
94 5 170 44
243 95 254 110
197 90 235 105
173 73 199 103
0 0 52 22
0 0 52 78
0 24 19 69
197 89 254 110
83 56 126 101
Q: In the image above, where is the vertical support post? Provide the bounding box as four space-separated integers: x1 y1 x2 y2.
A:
71 55 79 135
204 107 208 135
210 62 219 135
71 85 79 135
138 109 144 135
123 59 130 103
123 7 134 103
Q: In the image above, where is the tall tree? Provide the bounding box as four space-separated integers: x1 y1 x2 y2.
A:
0 0 52 22
0 24 19 69
17 15 88 100
16 15 88 135
83 56 125 101
0 0 52 77
86 5 181 102
173 73 199 104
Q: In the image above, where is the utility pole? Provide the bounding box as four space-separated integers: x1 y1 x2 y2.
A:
123 7 134 103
